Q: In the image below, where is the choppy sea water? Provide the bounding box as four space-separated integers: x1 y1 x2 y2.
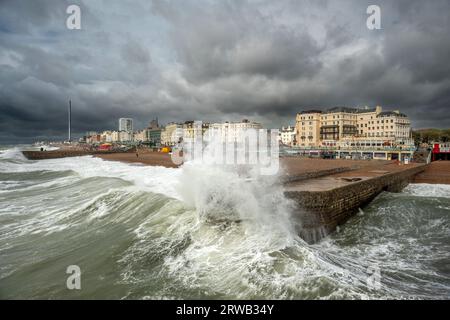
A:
0 146 449 299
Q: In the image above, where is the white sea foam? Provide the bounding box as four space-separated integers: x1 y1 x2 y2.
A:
404 183 450 198
0 154 182 200
0 147 27 161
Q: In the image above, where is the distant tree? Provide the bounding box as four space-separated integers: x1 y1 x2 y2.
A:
441 132 450 142
413 128 450 144
423 130 437 143
412 131 422 145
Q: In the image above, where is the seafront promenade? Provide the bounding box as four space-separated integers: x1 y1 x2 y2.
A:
413 161 450 184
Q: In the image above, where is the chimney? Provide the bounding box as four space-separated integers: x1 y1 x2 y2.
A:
375 105 382 114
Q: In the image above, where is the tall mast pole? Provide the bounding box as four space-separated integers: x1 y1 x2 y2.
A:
68 99 72 142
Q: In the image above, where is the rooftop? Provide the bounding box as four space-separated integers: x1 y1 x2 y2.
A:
298 109 322 114
299 106 385 115
324 106 377 114
377 111 407 118
299 106 394 117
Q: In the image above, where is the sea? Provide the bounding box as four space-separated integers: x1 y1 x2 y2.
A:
0 145 449 299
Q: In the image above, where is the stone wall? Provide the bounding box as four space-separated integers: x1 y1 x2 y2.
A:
284 164 427 243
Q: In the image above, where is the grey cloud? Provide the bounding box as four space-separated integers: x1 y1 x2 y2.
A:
0 0 449 143
153 0 323 82
121 39 152 65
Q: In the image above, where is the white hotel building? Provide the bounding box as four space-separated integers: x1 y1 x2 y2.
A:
279 126 296 146
209 119 262 142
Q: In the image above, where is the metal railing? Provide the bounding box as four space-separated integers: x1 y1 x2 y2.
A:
290 146 416 152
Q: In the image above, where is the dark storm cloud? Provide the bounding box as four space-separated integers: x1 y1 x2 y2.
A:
152 0 323 82
0 0 449 143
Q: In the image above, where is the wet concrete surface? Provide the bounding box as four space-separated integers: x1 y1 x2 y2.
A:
284 162 424 191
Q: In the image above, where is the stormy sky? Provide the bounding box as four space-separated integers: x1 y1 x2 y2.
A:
1 0 449 143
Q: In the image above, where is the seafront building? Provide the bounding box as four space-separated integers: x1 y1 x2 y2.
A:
161 123 183 146
296 106 412 148
295 106 414 160
85 131 100 144
85 117 264 147
101 131 113 143
85 130 134 144
209 119 262 142
134 129 149 143
279 126 296 146
110 131 133 143
431 142 450 161
119 118 133 132
182 121 211 139
118 131 133 142
86 131 98 138
147 118 162 146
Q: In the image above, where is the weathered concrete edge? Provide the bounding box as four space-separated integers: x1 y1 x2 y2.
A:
281 166 359 184
284 164 427 243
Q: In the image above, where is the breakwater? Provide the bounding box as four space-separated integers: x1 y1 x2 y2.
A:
284 164 427 243
21 149 134 160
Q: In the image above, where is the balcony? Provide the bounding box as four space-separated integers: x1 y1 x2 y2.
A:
342 125 358 135
320 125 339 134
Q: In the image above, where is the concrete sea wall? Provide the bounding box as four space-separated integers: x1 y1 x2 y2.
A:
284 165 427 243
22 149 133 160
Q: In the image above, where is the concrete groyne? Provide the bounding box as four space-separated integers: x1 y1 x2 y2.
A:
284 164 427 243
21 149 133 160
